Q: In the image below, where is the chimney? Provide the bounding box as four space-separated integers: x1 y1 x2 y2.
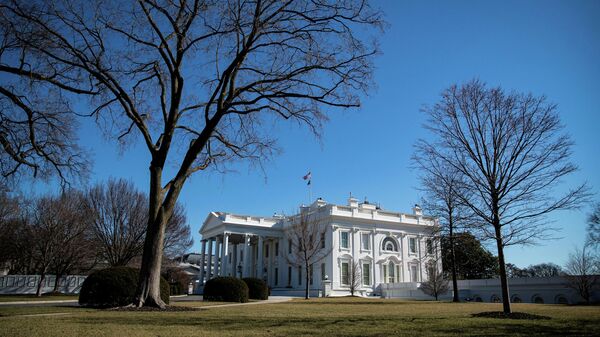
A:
348 197 359 208
412 204 422 216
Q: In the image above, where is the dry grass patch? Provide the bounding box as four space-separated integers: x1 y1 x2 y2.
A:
0 297 598 336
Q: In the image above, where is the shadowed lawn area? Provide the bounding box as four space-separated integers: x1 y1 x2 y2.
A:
0 294 78 302
0 297 598 336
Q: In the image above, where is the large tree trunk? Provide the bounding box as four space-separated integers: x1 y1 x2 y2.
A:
494 224 511 314
135 215 168 308
305 264 310 299
53 273 62 293
135 165 169 308
36 269 46 297
449 219 459 302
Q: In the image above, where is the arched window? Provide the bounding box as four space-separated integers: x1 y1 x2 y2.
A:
511 295 522 303
490 295 501 303
382 237 398 252
532 295 544 304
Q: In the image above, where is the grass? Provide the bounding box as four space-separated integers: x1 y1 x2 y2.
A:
0 297 598 336
0 294 78 302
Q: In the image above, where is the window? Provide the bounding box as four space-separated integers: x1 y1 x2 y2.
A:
382 237 398 252
384 263 399 283
320 233 325 249
241 250 244 261
321 263 326 281
340 232 349 249
287 266 292 286
288 239 292 254
298 266 302 285
275 242 279 256
265 244 269 258
409 237 417 254
362 263 370 285
426 239 433 255
361 233 370 250
275 268 279 286
341 262 349 285
410 265 418 282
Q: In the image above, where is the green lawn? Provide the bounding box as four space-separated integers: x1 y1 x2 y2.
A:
0 294 78 302
0 297 598 336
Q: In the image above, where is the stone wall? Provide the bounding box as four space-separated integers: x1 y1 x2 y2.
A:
0 275 87 294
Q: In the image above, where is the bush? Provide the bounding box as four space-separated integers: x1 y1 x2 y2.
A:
79 267 170 308
203 277 249 303
242 277 269 300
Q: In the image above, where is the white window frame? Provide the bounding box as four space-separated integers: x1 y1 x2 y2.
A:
361 232 371 251
362 262 371 286
410 264 419 282
426 238 434 255
340 261 350 286
408 237 417 255
340 231 350 250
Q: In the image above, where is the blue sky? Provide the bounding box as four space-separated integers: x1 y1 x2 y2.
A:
23 0 600 268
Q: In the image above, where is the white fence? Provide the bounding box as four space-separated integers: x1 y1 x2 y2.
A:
0 275 87 295
379 277 599 304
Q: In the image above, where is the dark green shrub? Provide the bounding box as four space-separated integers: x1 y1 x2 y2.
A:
242 277 269 300
79 267 170 308
203 277 249 303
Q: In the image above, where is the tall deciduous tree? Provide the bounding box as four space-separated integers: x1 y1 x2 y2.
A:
412 150 472 302
587 203 600 247
419 80 589 313
27 192 90 296
286 209 331 299
564 243 599 305
0 0 383 307
85 178 193 267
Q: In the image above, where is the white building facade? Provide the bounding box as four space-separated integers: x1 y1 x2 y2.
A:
197 197 440 296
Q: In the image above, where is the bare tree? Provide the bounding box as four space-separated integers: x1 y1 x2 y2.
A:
348 259 362 296
0 19 89 186
412 150 473 302
588 203 600 247
564 243 599 305
85 178 193 266
163 203 193 259
85 179 148 267
418 80 590 313
25 192 89 296
0 0 383 307
419 261 449 301
286 209 331 299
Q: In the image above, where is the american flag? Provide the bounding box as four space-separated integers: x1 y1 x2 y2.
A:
302 171 312 185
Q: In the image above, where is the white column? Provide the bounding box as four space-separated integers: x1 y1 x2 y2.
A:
399 233 406 282
243 234 251 277
222 233 229 276
207 238 213 279
418 236 423 282
257 236 264 280
372 230 379 287
199 239 207 284
213 236 221 277
232 243 238 278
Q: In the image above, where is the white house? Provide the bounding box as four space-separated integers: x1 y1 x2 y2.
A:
197 197 440 296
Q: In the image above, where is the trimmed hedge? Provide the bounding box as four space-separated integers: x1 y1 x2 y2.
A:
242 277 269 300
79 267 170 308
203 277 249 303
